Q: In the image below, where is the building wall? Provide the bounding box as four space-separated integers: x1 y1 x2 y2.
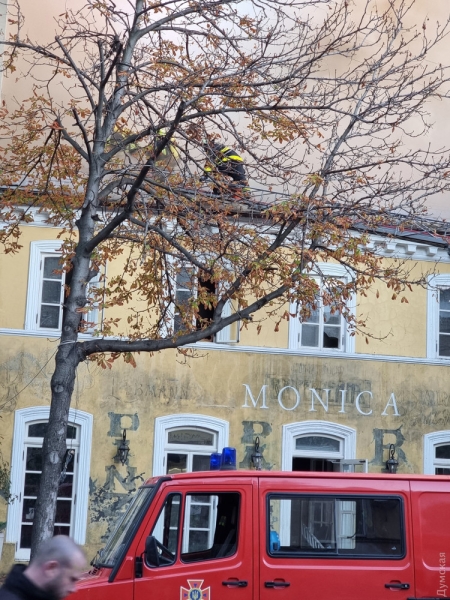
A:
3 223 449 352
2 0 450 568
1 323 450 570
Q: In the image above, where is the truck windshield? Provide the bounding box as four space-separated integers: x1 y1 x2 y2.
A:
95 485 155 568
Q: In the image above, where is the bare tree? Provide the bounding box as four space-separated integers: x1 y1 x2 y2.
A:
1 0 450 555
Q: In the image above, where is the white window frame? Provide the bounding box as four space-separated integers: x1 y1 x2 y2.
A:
423 430 450 474
288 263 356 353
16 422 79 555
427 274 450 359
182 494 217 554
172 264 195 334
152 414 229 476
25 240 100 335
6 407 93 560
215 298 240 344
165 427 218 473
165 260 238 344
25 241 64 331
281 420 356 472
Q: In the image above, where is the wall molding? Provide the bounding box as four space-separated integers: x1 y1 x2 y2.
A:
2 328 450 366
0 328 96 339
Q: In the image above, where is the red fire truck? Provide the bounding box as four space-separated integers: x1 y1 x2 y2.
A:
77 469 450 600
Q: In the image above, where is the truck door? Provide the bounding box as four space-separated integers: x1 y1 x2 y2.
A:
410 479 450 599
134 482 253 600
259 477 415 600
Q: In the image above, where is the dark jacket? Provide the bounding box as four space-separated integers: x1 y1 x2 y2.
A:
0 565 50 600
204 144 247 182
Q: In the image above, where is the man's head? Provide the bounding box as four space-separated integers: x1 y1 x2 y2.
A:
25 535 86 600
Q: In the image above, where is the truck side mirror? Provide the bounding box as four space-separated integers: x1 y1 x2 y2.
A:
145 535 160 567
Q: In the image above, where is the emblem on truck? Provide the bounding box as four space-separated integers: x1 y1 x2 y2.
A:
181 580 210 600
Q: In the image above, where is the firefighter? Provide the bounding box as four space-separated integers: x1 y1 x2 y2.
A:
148 128 179 171
200 139 250 198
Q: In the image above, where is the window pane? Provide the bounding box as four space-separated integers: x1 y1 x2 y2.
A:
292 457 334 472
188 530 209 552
324 305 341 325
439 335 450 357
189 504 211 528
43 256 62 279
174 314 183 333
436 444 450 459
182 493 239 562
301 324 319 347
54 525 70 537
22 499 36 522
24 473 41 497
26 447 42 471
440 289 450 311
55 500 72 524
101 487 156 568
190 495 210 503
147 493 180 566
323 326 340 348
176 268 191 289
58 475 74 498
167 453 187 474
302 305 320 324
28 423 47 437
193 455 211 471
436 467 450 475
40 305 60 328
439 314 450 334
295 436 340 452
168 430 214 446
28 423 77 439
20 524 33 549
269 495 403 557
41 280 63 304
175 290 191 307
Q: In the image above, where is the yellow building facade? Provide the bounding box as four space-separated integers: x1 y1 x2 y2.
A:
1 218 450 573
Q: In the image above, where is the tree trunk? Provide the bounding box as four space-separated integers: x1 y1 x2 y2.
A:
30 344 80 556
29 232 93 557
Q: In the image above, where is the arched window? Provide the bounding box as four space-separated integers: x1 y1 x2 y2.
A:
282 421 357 472
424 431 450 474
6 407 92 561
153 414 229 476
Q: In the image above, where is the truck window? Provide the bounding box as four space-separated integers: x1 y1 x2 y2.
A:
97 485 155 568
147 493 182 567
268 494 404 559
181 492 240 563
147 492 240 566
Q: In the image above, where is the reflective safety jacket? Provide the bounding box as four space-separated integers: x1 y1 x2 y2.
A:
204 145 245 172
